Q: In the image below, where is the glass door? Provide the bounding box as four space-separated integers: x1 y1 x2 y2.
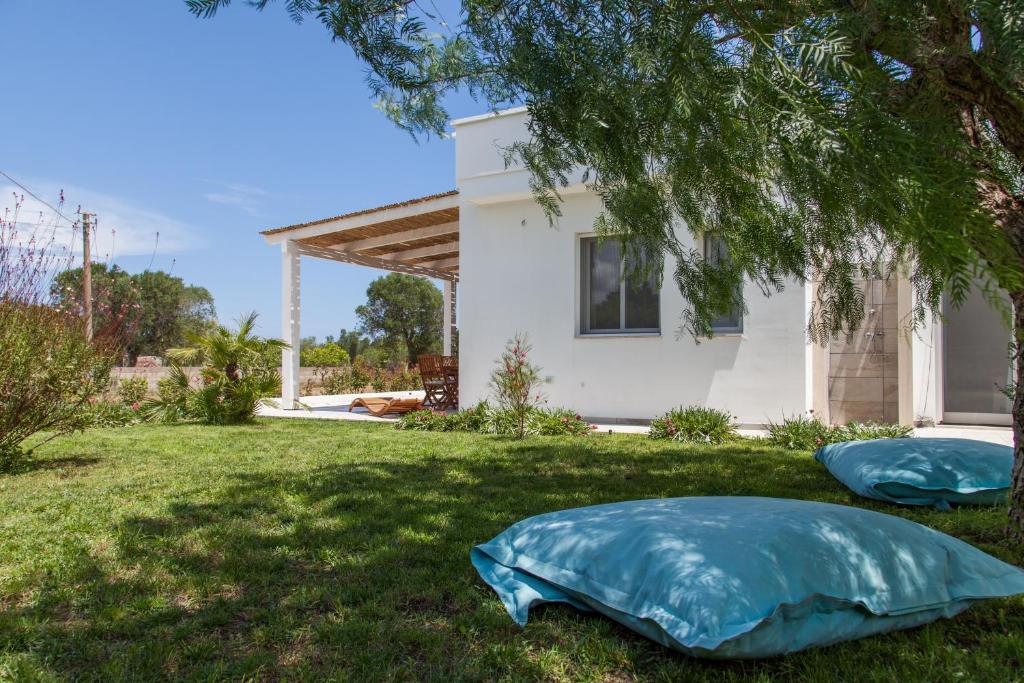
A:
942 285 1013 425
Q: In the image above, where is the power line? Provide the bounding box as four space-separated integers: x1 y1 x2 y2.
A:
0 169 80 226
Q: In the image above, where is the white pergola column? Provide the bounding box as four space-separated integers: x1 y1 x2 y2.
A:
443 279 456 356
281 240 301 409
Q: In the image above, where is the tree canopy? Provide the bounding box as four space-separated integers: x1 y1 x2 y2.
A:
53 265 216 363
355 273 443 362
188 0 1024 536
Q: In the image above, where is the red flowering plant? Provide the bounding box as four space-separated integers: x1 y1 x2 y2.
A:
488 334 549 439
0 192 134 470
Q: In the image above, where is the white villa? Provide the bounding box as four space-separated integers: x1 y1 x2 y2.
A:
262 107 1013 428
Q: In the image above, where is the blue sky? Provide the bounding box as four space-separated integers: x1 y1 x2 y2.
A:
2 0 474 341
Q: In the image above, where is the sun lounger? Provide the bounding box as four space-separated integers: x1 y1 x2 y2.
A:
348 396 423 417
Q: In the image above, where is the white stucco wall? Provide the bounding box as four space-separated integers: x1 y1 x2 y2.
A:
454 110 809 424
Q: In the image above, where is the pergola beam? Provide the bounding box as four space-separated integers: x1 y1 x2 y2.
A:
378 241 458 262
334 221 458 253
415 256 459 270
295 242 458 281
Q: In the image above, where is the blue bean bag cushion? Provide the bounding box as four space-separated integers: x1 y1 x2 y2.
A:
471 497 1024 659
814 438 1013 510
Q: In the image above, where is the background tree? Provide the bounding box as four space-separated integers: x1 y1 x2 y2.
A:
355 273 442 363
54 266 216 363
335 328 371 362
190 1 1024 539
133 270 216 360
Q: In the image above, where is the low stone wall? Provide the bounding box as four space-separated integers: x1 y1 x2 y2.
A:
109 366 323 393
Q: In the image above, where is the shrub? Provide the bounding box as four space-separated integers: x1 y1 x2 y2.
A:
142 313 283 425
389 367 421 391
530 408 596 437
766 415 913 451
447 401 491 431
319 366 352 395
832 421 913 442
86 400 142 428
489 334 546 439
0 195 131 470
765 414 831 450
300 341 350 368
370 366 390 392
116 376 149 406
649 405 737 444
395 407 453 431
350 357 373 392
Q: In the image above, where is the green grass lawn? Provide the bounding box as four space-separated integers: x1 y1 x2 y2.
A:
1 421 1022 682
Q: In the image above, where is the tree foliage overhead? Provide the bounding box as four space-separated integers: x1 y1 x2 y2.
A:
355 272 443 362
187 0 1023 333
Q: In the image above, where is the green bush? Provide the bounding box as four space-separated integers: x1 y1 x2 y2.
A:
447 401 491 431
395 402 592 437
116 376 149 406
831 420 913 442
0 304 122 471
649 405 737 443
765 415 913 451
395 407 454 431
765 414 831 450
350 358 373 392
529 408 596 436
318 366 352 395
300 342 350 368
86 400 142 428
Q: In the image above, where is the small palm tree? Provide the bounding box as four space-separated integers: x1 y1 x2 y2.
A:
166 311 286 383
144 312 287 425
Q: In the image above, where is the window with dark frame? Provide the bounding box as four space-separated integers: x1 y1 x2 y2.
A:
703 233 743 334
580 236 660 334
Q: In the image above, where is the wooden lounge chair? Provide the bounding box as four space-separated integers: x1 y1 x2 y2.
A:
348 396 423 417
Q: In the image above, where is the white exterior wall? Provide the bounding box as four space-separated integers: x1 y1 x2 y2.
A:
454 109 808 424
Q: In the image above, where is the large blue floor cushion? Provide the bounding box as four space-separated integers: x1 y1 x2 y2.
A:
815 438 1013 509
471 497 1024 659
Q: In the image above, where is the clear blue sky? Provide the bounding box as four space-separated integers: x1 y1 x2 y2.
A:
2 0 475 341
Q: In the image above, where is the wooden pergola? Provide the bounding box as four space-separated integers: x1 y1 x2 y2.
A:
261 190 459 408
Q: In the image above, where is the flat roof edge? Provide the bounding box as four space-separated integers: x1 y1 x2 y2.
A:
450 106 528 127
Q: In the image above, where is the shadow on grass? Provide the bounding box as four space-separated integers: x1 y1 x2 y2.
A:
2 435 1019 680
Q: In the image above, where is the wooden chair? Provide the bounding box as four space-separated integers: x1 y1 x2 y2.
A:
348 396 423 417
440 356 459 410
418 355 447 408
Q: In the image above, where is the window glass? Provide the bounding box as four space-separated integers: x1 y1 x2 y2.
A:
581 237 660 333
625 256 660 330
587 239 622 330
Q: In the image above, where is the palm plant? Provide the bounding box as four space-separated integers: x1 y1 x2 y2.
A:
143 312 286 425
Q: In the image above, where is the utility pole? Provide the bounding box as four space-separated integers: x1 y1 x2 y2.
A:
81 211 94 341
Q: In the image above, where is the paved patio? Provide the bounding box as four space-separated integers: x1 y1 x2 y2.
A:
258 394 1013 444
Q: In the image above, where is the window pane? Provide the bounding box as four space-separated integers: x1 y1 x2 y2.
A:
587 239 621 331
625 260 659 330
704 234 742 332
